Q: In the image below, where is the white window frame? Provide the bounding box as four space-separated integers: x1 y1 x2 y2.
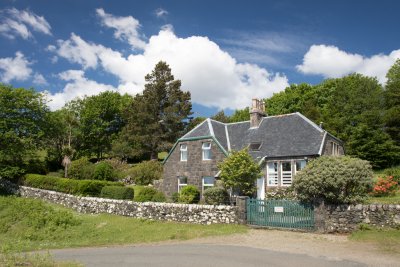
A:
332 142 340 156
202 176 215 196
295 160 307 174
281 161 292 187
267 162 278 186
202 142 212 160
178 176 187 193
180 144 187 161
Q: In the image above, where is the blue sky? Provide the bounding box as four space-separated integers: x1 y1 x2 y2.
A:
1 0 399 117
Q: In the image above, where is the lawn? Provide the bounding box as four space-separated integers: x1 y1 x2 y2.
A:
365 191 400 204
0 196 247 252
350 227 400 254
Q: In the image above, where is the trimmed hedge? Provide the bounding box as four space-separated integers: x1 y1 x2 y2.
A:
23 174 123 197
100 186 134 200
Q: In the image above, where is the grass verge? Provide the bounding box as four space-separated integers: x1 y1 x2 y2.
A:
350 226 400 254
365 191 400 204
0 196 247 252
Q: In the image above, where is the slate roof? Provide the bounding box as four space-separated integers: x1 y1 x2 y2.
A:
181 112 333 159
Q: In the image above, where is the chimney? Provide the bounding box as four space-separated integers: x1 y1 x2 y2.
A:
250 98 266 128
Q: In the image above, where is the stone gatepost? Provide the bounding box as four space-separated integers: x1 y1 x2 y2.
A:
236 196 249 224
314 200 326 232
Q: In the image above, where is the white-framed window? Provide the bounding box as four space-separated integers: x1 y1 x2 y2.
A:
281 161 292 186
295 160 307 173
202 176 215 195
267 162 278 186
180 144 187 161
202 142 212 160
178 176 187 192
332 142 340 156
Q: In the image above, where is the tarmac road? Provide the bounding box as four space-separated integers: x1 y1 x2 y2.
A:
52 243 365 267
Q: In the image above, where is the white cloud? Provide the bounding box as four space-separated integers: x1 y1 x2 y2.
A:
33 73 47 85
49 13 289 110
0 8 51 39
96 8 146 50
0 51 32 83
46 70 117 110
155 8 168 18
297 44 400 83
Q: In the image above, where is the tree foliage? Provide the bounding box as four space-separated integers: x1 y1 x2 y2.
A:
218 148 261 196
384 59 400 146
120 61 192 159
0 84 49 178
293 156 374 204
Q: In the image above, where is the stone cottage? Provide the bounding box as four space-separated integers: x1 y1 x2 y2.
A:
162 99 344 199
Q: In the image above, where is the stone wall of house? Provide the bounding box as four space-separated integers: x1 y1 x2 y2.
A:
315 203 400 233
18 186 238 225
322 134 345 156
162 139 226 197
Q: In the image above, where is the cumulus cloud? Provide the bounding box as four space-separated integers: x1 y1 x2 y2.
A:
50 28 289 110
297 44 400 83
96 8 146 50
0 8 51 39
46 70 117 110
0 51 32 82
33 73 48 85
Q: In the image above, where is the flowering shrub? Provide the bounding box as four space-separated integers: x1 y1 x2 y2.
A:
372 176 398 196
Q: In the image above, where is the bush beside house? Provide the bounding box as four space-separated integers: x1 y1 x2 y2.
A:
203 187 229 205
293 156 374 204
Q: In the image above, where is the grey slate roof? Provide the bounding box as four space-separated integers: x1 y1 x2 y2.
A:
181 113 329 159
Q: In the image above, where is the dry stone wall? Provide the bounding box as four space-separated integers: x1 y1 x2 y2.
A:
316 203 400 233
18 186 238 225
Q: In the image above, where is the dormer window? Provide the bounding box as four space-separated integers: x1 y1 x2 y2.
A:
202 142 212 160
180 144 187 161
249 142 262 151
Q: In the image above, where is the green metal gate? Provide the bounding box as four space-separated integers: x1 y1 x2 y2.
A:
246 199 314 230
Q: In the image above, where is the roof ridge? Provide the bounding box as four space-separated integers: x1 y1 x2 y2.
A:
181 118 207 138
207 118 215 136
295 112 323 133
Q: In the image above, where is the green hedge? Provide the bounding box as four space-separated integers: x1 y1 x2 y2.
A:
179 185 200 204
23 174 123 197
135 187 166 202
100 186 134 200
203 187 230 205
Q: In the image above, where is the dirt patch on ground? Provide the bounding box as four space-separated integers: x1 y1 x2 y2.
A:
178 229 400 267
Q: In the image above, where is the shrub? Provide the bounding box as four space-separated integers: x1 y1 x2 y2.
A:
0 166 25 182
179 185 200 204
100 186 134 200
24 159 48 175
93 161 115 181
171 192 180 203
134 187 166 202
126 161 163 185
371 176 398 196
151 191 167 202
265 187 296 200
134 187 158 202
292 156 374 204
203 187 229 205
383 166 400 184
23 174 123 197
68 157 95 180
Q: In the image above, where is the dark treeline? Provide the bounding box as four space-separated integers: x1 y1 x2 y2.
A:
0 60 399 180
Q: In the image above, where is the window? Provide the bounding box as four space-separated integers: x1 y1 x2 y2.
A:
249 142 262 151
281 162 292 186
202 142 212 160
180 144 187 161
267 162 278 186
332 142 340 156
178 176 187 192
202 176 215 195
295 160 306 173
